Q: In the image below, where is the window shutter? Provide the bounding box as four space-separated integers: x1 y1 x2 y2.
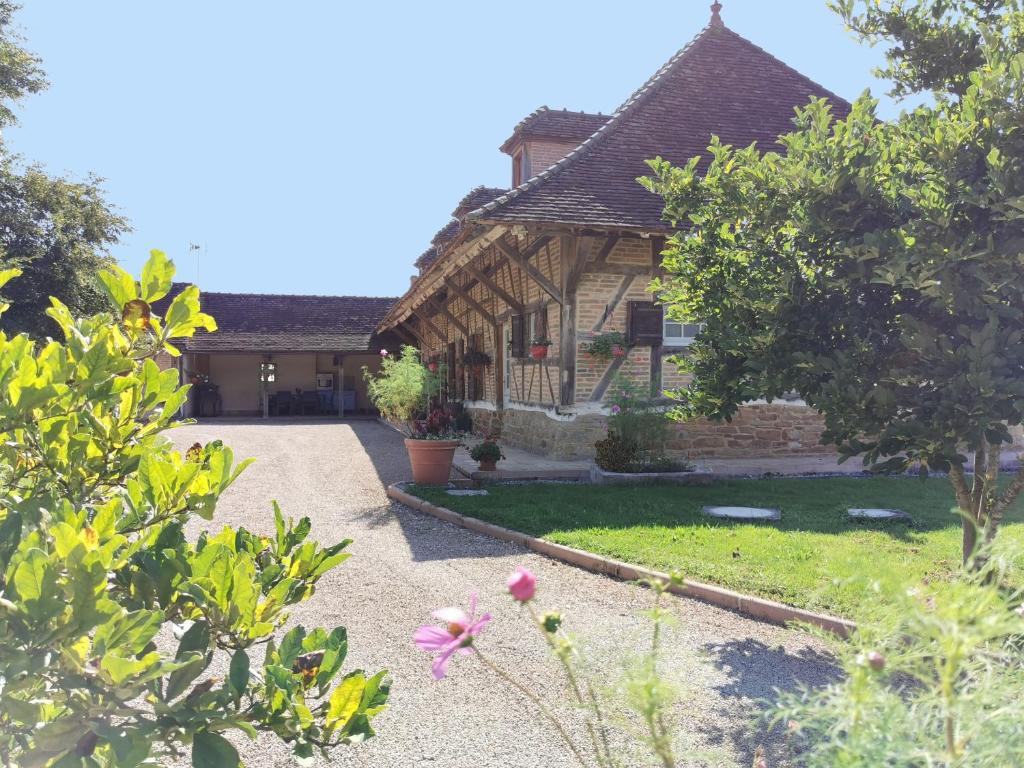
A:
628 301 664 346
511 314 525 358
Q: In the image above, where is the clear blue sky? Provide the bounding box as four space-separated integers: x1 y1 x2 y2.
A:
9 1 912 299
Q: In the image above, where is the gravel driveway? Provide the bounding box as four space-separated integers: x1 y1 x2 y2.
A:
170 419 837 768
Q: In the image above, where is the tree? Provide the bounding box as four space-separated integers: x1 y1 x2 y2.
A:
0 2 128 338
0 251 389 766
641 0 1024 562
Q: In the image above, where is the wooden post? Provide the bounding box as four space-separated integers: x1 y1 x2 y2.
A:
493 322 504 409
559 235 580 406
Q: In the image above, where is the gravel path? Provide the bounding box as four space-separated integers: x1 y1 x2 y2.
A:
170 419 838 768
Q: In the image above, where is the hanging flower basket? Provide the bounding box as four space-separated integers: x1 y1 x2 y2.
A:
530 337 552 360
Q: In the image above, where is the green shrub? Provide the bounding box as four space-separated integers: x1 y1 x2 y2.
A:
468 440 504 464
595 432 639 472
0 252 388 766
363 345 439 435
773 540 1024 766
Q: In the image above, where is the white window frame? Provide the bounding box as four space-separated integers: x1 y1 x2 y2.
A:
663 317 703 347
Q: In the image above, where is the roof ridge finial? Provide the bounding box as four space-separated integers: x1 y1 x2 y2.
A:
710 1 724 27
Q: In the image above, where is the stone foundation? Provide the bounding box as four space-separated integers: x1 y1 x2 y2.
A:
468 403 835 460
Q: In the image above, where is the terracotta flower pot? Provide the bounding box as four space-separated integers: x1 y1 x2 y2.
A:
478 459 498 472
530 345 549 360
405 438 460 485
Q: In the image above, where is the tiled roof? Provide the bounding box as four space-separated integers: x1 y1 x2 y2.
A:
413 187 508 270
499 107 610 154
154 284 397 353
453 186 508 218
472 21 851 231
431 219 460 247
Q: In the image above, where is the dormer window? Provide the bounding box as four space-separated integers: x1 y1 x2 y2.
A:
512 147 529 187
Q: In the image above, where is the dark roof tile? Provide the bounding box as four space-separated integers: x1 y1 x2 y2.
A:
155 284 397 353
474 23 851 231
499 107 610 154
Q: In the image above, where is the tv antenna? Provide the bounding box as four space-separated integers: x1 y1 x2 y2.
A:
189 242 204 285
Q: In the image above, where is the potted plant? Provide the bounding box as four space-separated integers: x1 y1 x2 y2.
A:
462 349 491 373
468 438 505 472
530 337 552 360
364 345 463 484
584 331 627 362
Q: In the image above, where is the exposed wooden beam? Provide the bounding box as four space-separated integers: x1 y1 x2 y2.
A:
391 324 418 347
565 235 592 295
493 322 504 409
494 236 562 305
593 275 636 332
464 261 524 312
590 351 630 401
426 297 470 339
592 235 620 269
445 278 497 331
559 234 578 406
412 308 446 344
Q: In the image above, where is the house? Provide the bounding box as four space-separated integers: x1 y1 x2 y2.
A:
157 286 398 417
375 3 852 459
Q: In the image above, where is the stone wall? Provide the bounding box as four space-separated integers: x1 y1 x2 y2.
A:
469 402 833 460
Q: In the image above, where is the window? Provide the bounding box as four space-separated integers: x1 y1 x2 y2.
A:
259 361 276 383
663 317 703 347
512 147 530 187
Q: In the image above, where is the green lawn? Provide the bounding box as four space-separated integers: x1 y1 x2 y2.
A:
410 477 1024 621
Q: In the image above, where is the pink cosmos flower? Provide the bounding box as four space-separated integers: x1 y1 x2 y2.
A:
380 348 389 357
507 567 536 602
413 594 492 680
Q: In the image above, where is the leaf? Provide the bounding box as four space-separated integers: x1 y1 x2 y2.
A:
140 249 175 303
0 267 21 289
192 732 241 768
326 674 366 732
97 266 137 311
0 511 23 570
229 649 250 696
165 621 211 701
13 548 47 601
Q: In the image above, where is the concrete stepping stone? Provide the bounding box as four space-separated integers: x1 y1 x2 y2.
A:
702 505 781 521
446 489 489 497
848 507 910 521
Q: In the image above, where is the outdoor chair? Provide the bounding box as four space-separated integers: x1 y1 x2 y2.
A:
273 390 293 416
300 390 319 415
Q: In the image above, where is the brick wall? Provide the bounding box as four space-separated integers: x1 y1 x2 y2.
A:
468 402 832 460
523 139 579 179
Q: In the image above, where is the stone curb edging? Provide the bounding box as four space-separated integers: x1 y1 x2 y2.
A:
386 483 856 638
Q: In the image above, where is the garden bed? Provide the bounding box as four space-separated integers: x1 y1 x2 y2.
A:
408 476 1024 621
589 463 713 485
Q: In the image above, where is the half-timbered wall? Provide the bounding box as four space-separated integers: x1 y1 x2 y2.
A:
410 232 565 409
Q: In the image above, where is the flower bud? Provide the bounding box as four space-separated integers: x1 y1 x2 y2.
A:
507 566 537 602
864 651 888 671
541 611 563 633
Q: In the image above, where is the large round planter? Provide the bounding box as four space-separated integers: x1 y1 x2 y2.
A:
530 345 549 360
405 439 460 485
